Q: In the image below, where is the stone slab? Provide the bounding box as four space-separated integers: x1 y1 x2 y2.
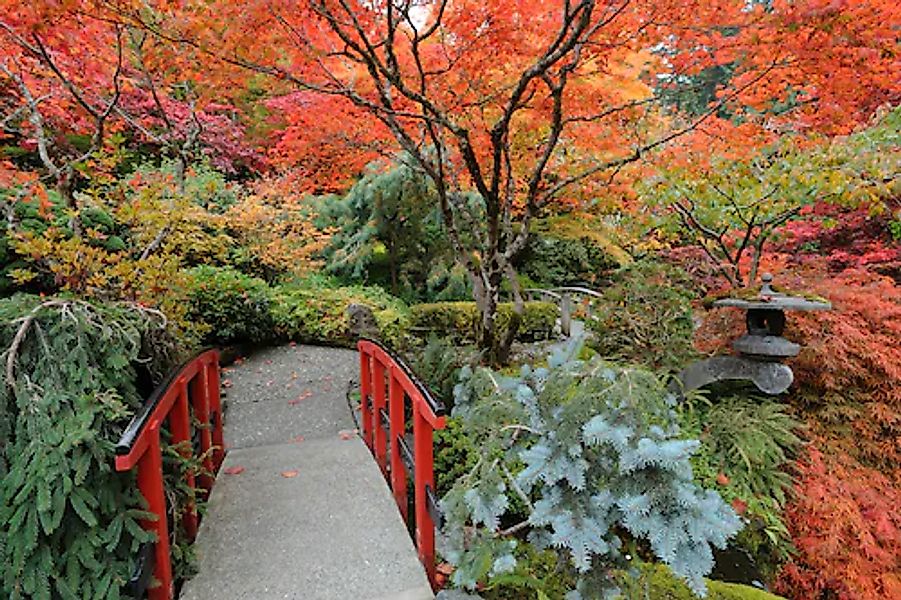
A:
224 390 356 449
221 344 358 407
180 438 433 600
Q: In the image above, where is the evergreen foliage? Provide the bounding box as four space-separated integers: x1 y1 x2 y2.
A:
409 335 472 412
587 261 697 371
620 563 785 600
0 294 182 599
410 301 557 344
440 340 742 598
516 214 629 288
317 159 460 301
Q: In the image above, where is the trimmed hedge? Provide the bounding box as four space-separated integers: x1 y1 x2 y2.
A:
271 284 410 348
409 301 557 343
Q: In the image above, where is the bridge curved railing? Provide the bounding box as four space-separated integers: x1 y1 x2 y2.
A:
523 286 605 336
114 349 223 600
358 339 447 590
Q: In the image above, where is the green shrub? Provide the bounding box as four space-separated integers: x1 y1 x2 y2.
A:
183 265 275 346
515 215 632 288
434 418 478 498
0 295 182 599
271 281 410 348
480 559 785 600
408 335 470 410
518 234 620 287
480 545 575 600
586 260 697 371
409 301 557 343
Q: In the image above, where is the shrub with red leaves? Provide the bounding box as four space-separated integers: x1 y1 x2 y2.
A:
776 203 901 279
775 446 901 600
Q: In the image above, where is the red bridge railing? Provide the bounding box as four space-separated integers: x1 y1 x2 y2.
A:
358 339 447 589
114 349 223 600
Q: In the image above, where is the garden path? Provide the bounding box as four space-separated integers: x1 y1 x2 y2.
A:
179 344 434 600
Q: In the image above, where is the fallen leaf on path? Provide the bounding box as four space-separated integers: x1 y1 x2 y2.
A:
281 470 299 478
265 360 273 365
224 466 245 475
288 391 313 406
292 435 305 443
289 341 297 347
222 379 233 388
338 429 358 440
234 357 244 365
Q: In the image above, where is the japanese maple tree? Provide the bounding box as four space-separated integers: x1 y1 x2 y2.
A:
120 0 895 361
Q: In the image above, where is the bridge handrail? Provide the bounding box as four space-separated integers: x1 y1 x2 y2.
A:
114 349 223 600
522 286 604 336
358 338 447 589
546 285 605 299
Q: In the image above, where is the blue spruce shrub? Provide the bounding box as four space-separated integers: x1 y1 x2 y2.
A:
440 340 742 598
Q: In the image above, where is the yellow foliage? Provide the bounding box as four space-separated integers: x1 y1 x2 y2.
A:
225 175 332 277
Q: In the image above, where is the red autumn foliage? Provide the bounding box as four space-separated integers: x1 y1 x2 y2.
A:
775 445 901 600
776 203 901 278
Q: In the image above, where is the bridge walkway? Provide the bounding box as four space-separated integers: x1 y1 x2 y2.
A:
179 345 433 600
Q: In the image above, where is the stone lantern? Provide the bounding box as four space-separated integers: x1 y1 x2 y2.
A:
677 273 831 396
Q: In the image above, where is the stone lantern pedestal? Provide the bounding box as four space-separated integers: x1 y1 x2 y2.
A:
677 274 831 396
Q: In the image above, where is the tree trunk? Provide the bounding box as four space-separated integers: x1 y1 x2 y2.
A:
497 263 525 364
57 169 81 238
471 258 521 366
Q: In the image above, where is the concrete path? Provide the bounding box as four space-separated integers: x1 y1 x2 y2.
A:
180 345 433 600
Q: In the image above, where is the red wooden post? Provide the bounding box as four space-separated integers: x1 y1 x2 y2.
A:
137 428 173 600
206 354 225 470
191 367 214 494
168 381 198 540
372 359 388 474
412 403 437 586
359 349 373 449
388 369 408 519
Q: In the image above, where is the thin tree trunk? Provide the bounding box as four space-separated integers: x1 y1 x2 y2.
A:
497 262 525 365
57 169 81 238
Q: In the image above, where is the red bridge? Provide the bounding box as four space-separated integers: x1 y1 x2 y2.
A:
115 340 446 600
